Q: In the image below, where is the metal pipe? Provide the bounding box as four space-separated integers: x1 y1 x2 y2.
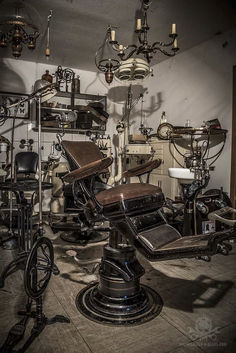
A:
37 96 43 233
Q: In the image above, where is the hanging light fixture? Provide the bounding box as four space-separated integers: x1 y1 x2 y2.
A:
0 0 40 58
95 0 179 83
114 58 152 82
95 47 120 84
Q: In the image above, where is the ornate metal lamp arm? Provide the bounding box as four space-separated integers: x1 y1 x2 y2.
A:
152 46 177 57
119 46 137 61
152 35 177 49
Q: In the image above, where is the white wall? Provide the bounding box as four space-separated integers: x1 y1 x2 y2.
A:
0 27 235 193
128 28 236 193
0 58 120 161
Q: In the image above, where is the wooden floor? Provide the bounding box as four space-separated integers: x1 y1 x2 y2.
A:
0 231 236 353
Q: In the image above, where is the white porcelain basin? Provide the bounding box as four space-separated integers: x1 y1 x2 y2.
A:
168 168 195 184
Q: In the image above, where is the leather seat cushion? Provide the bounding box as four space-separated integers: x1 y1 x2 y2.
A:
96 183 162 206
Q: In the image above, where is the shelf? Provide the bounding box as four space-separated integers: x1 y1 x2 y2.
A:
32 127 106 134
54 91 107 103
35 91 107 135
41 106 72 113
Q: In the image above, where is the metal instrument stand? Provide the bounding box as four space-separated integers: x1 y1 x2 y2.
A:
0 237 70 353
0 181 52 287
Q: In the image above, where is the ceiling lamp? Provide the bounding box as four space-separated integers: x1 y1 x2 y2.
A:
0 0 40 58
95 0 179 83
114 58 152 82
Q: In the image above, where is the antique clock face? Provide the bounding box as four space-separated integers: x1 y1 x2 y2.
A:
157 123 174 140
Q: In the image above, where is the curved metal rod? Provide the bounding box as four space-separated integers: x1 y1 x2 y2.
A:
172 138 187 158
95 32 110 71
205 134 226 161
120 46 138 61
190 134 194 155
152 46 176 57
209 140 226 166
152 37 176 48
201 132 210 159
168 140 185 168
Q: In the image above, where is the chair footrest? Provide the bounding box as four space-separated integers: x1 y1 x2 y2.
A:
160 235 208 250
138 224 209 254
138 224 181 251
136 224 236 260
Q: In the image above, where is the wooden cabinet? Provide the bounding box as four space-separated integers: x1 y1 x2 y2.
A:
128 137 187 199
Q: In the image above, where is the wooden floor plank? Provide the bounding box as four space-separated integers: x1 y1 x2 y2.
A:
0 237 236 353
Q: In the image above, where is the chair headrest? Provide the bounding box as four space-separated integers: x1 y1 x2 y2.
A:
15 152 38 174
61 141 103 171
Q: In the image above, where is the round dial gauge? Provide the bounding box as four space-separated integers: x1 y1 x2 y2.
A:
157 123 174 140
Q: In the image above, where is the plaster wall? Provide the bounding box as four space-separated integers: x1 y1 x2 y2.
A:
0 28 235 194
0 58 119 161
129 29 236 194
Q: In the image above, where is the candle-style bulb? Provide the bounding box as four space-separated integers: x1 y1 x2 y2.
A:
171 23 176 34
111 30 116 42
45 47 50 60
136 18 142 30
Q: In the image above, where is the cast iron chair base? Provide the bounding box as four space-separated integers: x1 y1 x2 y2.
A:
76 244 163 325
76 283 162 326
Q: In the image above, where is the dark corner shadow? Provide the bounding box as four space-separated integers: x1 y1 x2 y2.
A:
141 259 234 313
0 58 26 93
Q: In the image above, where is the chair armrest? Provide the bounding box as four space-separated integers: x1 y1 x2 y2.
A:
122 159 162 178
62 156 113 183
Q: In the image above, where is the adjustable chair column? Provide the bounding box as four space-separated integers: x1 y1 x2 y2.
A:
76 232 163 325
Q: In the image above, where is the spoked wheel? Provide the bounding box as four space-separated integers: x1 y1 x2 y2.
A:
24 237 54 299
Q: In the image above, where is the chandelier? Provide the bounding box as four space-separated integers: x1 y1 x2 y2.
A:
0 0 40 58
95 0 179 84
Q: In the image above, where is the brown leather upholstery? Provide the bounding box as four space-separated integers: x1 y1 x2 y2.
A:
63 157 113 183
122 159 162 178
61 141 103 169
96 183 162 206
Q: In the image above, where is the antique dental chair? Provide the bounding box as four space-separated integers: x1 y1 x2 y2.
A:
55 140 112 244
63 142 236 325
57 141 161 244
0 151 39 248
62 141 236 325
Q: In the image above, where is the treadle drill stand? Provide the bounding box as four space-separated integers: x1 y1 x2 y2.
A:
0 182 70 353
0 180 52 287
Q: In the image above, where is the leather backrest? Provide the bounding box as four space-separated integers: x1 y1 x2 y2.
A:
61 141 103 171
15 152 38 174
